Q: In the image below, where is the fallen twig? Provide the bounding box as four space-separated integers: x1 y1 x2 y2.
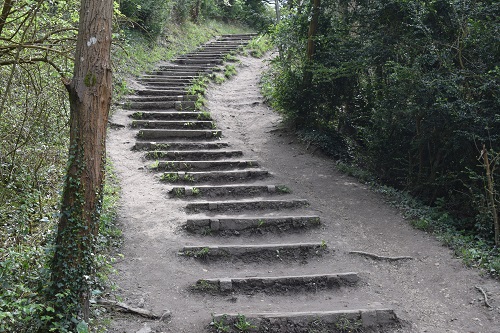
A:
349 251 413 262
96 299 164 319
475 286 492 308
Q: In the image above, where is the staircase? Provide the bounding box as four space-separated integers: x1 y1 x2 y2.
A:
121 34 402 333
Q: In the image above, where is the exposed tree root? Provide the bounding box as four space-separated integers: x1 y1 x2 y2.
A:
349 251 413 262
96 299 170 319
475 286 492 308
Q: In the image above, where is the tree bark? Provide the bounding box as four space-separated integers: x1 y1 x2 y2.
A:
299 0 320 126
50 0 113 322
482 145 500 246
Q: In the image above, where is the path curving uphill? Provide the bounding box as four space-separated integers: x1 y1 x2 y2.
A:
107 35 500 333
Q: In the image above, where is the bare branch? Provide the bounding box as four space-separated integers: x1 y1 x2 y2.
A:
474 286 492 308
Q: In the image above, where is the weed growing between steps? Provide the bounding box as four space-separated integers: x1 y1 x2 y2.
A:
205 33 270 85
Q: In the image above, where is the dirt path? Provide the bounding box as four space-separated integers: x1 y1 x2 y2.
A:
107 41 500 333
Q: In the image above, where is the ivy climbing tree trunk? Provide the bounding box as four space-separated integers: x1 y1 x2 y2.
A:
50 0 113 323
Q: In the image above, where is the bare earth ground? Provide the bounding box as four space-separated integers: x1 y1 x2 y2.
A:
107 53 500 333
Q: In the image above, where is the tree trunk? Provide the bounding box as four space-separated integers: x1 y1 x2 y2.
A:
299 0 320 126
0 0 14 38
191 0 202 22
482 145 500 246
305 0 320 65
275 0 281 23
50 0 113 322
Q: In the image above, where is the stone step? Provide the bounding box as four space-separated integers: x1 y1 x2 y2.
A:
198 46 240 51
210 309 399 333
144 72 200 77
137 129 221 140
129 111 209 121
185 215 321 233
127 95 196 102
153 160 258 171
144 149 243 160
140 74 196 80
134 141 230 151
126 101 196 111
143 81 191 88
153 65 215 72
178 53 227 58
141 76 198 83
159 169 270 183
175 58 224 65
185 199 309 212
180 242 328 261
209 41 248 45
193 272 359 293
141 79 193 86
193 49 237 54
132 120 213 130
171 184 292 198
219 33 257 38
134 89 188 96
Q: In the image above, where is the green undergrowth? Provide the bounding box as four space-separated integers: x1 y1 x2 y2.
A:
243 34 273 58
206 34 270 85
336 162 500 278
0 159 121 332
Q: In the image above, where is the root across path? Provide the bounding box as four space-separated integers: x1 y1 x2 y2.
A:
107 36 500 333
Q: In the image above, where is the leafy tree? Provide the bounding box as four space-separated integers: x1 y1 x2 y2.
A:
268 0 500 242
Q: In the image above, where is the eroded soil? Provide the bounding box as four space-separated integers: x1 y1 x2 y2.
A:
107 53 500 333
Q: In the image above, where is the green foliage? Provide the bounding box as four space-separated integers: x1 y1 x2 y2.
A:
244 34 273 58
224 64 237 78
117 0 268 39
234 314 256 332
211 314 230 333
119 0 172 37
268 0 500 247
334 316 362 333
375 184 500 277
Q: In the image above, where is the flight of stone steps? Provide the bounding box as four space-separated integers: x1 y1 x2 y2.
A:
123 34 402 332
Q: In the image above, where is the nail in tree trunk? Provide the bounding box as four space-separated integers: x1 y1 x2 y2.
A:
50 0 113 322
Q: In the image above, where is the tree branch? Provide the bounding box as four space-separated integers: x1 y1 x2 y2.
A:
475 286 492 308
95 299 170 319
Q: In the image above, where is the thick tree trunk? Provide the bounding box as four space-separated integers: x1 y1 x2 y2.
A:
50 0 113 321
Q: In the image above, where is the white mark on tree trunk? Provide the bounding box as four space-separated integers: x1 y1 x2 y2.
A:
87 36 97 47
